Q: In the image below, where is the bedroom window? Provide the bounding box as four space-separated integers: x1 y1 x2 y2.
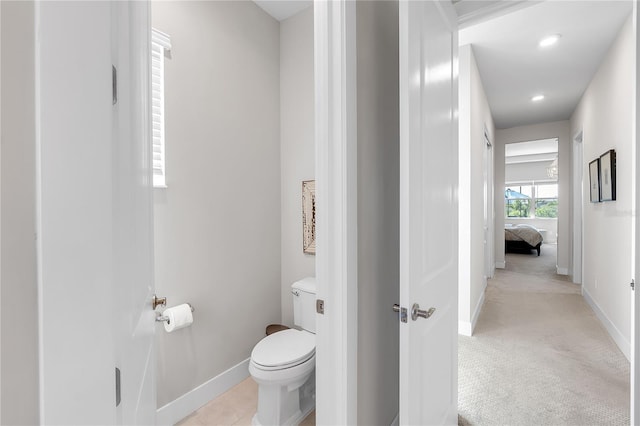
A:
505 186 532 218
151 29 171 188
534 184 558 218
505 184 558 218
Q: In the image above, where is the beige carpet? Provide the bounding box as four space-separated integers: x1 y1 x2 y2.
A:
458 244 630 426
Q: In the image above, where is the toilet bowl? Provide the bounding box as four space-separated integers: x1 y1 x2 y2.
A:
249 329 315 425
249 278 316 426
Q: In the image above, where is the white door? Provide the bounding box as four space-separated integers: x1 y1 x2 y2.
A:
36 2 156 423
399 0 458 424
111 2 157 424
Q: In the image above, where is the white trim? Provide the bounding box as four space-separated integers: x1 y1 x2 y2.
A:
583 287 631 361
556 267 569 276
152 28 171 51
633 2 640 422
495 261 506 269
572 129 584 284
458 288 486 337
457 1 541 29
314 1 358 425
156 358 251 426
458 321 472 336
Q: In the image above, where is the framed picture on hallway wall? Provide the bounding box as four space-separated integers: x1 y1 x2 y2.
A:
589 159 600 203
302 180 316 254
599 149 616 201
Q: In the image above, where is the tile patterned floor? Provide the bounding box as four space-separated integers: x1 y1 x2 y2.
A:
176 377 315 426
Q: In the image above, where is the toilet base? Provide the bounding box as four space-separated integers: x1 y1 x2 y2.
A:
251 370 315 426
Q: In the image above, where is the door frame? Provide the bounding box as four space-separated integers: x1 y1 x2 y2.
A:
313 1 359 425
632 1 639 423
483 125 495 283
572 129 583 285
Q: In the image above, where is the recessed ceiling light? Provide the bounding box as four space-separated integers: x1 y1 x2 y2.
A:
539 34 561 48
532 95 545 102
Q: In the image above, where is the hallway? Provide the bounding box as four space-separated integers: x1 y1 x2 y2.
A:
458 245 630 425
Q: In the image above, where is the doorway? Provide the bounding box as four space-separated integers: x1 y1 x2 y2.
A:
150 1 316 424
504 138 559 264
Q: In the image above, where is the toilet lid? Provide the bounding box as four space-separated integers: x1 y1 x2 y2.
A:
251 329 315 369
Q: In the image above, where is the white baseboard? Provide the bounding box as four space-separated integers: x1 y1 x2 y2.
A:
557 266 569 275
471 289 486 332
156 358 251 425
459 288 486 337
390 413 399 426
495 260 505 269
582 288 630 361
458 320 472 336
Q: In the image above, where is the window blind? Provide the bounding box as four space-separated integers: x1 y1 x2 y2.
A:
151 29 171 188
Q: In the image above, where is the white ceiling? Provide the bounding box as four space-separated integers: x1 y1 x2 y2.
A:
253 1 632 131
454 0 542 28
459 0 633 129
253 0 311 22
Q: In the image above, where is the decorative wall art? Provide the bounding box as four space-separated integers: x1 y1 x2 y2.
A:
302 180 316 254
589 159 600 203
599 149 616 201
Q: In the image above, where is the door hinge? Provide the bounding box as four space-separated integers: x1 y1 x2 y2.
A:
112 65 118 105
316 299 324 315
631 279 635 291
393 304 407 323
115 367 121 407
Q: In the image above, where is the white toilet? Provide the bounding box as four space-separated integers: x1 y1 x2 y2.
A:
249 277 316 426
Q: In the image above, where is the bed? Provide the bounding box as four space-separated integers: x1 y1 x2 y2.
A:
505 224 544 256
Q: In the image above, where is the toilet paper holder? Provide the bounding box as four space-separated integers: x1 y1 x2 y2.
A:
156 303 195 323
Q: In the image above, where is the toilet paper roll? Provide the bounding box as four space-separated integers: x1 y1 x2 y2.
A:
163 304 193 333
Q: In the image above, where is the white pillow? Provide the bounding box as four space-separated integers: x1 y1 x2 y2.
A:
516 224 538 230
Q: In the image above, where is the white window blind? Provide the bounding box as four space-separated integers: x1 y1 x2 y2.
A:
151 29 171 188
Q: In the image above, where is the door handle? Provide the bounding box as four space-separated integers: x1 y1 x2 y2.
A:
411 303 435 321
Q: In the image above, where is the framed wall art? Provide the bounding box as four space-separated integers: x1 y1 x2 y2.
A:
589 159 600 203
302 180 316 254
599 149 616 201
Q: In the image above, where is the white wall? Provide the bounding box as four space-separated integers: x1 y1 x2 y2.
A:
570 16 633 358
356 1 399 423
458 45 495 335
152 2 282 407
1 2 39 424
495 121 571 274
280 6 315 327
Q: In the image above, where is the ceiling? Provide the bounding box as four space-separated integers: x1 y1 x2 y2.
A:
253 1 633 130
460 0 633 129
253 0 311 22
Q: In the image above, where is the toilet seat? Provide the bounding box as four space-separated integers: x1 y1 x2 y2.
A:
251 329 315 371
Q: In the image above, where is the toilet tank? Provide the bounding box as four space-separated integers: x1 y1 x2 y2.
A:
292 277 316 333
